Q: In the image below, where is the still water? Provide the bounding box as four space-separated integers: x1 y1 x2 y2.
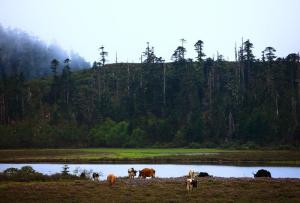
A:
0 163 299 179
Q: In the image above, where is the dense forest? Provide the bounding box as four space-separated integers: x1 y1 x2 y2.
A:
0 25 90 79
0 35 300 148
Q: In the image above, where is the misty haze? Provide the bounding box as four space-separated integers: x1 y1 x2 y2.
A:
0 0 299 202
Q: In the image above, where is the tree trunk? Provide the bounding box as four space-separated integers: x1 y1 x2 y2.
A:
227 111 235 141
275 93 279 117
292 96 298 128
0 94 5 124
97 69 101 100
127 64 130 96
163 64 166 106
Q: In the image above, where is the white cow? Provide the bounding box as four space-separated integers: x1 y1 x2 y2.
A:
186 178 198 191
188 170 199 178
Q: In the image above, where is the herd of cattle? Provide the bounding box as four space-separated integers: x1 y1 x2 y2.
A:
92 168 271 191
105 168 156 186
92 168 209 191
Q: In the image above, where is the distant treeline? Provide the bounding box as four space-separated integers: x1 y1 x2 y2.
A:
0 38 300 148
0 25 90 79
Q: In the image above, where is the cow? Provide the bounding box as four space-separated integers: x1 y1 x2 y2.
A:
107 173 117 186
128 168 137 179
186 178 198 191
92 172 99 181
188 170 199 178
198 172 211 177
138 168 155 178
254 169 271 178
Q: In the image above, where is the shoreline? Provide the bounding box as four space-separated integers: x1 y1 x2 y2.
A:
0 159 300 166
0 148 299 166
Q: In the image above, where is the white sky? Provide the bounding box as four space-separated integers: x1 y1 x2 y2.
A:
0 0 299 63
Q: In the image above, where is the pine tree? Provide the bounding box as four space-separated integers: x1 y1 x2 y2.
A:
99 46 108 66
194 40 205 62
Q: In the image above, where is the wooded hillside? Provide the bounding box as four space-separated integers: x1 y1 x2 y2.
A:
0 39 300 148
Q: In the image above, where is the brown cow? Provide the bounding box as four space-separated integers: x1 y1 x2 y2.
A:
107 173 117 186
138 168 155 178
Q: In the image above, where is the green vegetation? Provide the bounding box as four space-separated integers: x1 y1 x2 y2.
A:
0 165 82 182
1 37 300 148
0 178 299 202
0 148 299 165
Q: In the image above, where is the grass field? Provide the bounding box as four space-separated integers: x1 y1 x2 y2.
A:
0 177 299 202
0 148 299 165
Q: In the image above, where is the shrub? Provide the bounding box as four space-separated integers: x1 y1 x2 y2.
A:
3 168 19 176
0 165 85 182
89 119 129 147
188 142 202 148
20 166 36 174
126 128 148 147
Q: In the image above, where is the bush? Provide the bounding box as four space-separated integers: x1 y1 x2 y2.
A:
239 141 259 150
0 165 84 182
188 142 202 148
89 119 129 147
1 166 44 182
172 130 186 147
20 166 36 174
126 128 148 147
3 168 19 176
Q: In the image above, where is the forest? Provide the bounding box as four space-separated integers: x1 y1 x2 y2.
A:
0 25 90 79
0 28 300 148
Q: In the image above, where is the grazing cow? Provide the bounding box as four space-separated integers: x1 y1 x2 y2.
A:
186 178 198 191
128 168 137 179
198 172 210 177
107 173 117 186
80 172 86 178
254 169 272 178
138 168 155 178
188 170 199 178
92 172 99 181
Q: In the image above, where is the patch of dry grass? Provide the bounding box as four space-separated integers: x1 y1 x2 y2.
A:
0 177 299 202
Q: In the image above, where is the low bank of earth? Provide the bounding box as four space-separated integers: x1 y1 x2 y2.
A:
0 177 299 202
0 148 299 166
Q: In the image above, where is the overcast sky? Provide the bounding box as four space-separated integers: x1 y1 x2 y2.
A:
0 0 299 63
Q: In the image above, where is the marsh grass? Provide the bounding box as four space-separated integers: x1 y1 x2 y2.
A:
0 177 299 202
0 148 299 165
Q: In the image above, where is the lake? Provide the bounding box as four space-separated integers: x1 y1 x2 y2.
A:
1 163 299 179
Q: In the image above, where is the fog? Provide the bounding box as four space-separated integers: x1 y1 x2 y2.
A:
0 0 299 63
0 25 90 78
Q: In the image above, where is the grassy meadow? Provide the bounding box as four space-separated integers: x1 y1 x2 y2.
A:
0 177 299 202
0 148 299 165
0 149 299 202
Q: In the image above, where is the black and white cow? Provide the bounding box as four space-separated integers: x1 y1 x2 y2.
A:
92 172 100 181
186 178 198 191
128 168 137 179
